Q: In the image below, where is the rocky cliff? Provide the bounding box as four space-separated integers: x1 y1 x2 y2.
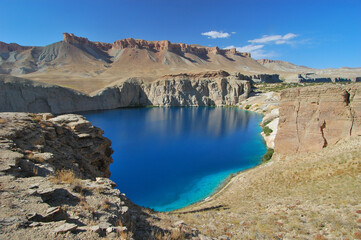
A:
63 33 250 57
0 72 251 114
0 112 206 239
275 84 361 154
0 41 31 52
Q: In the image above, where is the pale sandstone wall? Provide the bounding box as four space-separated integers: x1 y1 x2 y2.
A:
275 84 361 154
0 74 251 114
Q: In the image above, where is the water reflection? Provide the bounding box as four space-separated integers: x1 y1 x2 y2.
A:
138 107 253 138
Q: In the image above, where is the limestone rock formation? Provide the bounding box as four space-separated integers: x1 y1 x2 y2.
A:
0 112 206 239
275 84 361 154
0 112 112 178
0 72 251 114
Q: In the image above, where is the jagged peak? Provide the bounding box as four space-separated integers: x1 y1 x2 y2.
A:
63 33 112 51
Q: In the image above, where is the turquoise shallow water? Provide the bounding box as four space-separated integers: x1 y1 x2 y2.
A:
84 107 266 212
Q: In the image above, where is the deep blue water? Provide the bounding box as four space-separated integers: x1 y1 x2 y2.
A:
84 107 266 212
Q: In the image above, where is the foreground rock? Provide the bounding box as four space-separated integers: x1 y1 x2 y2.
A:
0 113 207 239
0 71 251 114
275 84 361 154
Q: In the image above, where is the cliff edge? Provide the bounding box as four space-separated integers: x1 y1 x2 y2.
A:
0 72 251 114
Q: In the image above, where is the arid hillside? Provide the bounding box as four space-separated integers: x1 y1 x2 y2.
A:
0 33 268 93
1 33 360 94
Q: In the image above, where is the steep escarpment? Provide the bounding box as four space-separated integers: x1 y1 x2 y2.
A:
0 113 206 239
275 84 361 154
0 72 251 114
1 33 263 91
63 33 250 58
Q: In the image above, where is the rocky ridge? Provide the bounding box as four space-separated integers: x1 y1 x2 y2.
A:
0 42 31 52
0 72 251 114
0 112 208 239
275 84 361 154
63 33 250 58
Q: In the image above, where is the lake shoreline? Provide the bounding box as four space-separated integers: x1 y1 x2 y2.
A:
171 92 279 213
85 106 266 212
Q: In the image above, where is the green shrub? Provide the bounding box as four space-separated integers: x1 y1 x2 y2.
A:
262 126 273 136
263 120 272 126
262 148 274 162
245 104 251 110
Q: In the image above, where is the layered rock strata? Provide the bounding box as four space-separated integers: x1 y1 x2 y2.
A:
275 84 361 154
0 72 251 114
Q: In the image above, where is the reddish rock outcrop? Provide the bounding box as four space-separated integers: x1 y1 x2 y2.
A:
0 41 31 52
257 59 284 64
275 84 361 154
162 70 230 79
63 33 112 51
63 33 250 57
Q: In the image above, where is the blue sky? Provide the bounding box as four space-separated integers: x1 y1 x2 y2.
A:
1 0 360 68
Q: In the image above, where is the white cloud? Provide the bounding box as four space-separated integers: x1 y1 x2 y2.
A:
224 44 274 59
224 33 299 59
225 44 264 52
201 31 232 39
248 33 297 44
250 49 276 59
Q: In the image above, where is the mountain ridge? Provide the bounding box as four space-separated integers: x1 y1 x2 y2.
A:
1 33 360 93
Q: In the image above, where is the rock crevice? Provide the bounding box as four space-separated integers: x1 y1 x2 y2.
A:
275 84 361 154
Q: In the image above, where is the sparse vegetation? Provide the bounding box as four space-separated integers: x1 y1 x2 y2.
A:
263 120 272 126
262 126 273 136
26 152 45 163
101 198 111 210
49 169 77 184
254 82 337 92
262 148 274 162
245 104 251 110
175 137 361 239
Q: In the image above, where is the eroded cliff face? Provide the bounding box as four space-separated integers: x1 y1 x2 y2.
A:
275 84 361 154
0 72 251 114
0 113 112 179
63 33 250 57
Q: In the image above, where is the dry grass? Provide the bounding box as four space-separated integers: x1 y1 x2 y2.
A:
26 152 45 163
32 167 38 176
171 137 361 239
116 220 132 240
30 114 43 122
49 169 78 184
100 198 111 210
0 118 5 124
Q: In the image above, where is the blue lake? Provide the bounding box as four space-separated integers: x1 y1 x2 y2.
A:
84 107 266 212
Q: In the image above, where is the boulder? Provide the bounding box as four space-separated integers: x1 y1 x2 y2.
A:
53 223 77 234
